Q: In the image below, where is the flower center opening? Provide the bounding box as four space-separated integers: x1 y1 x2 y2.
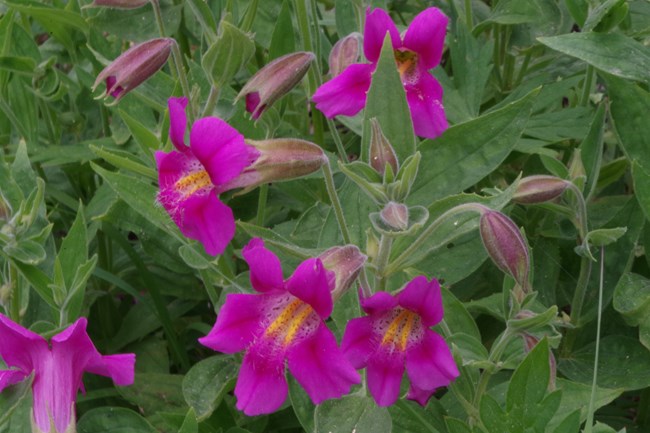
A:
381 308 419 351
265 298 316 347
174 169 212 198
394 49 419 83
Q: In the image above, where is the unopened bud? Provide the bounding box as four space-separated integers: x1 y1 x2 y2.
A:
329 32 361 77
479 210 530 291
93 38 174 104
224 138 327 193
512 175 569 204
319 245 367 299
237 51 315 119
88 0 148 8
380 202 408 231
369 119 398 175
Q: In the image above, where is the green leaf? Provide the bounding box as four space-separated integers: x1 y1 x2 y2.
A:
538 33 650 84
10 260 55 308
77 407 158 433
579 104 606 200
633 162 650 224
583 0 627 32
119 373 187 416
0 375 32 427
202 18 255 88
87 3 182 41
118 109 161 154
558 336 650 390
408 88 537 206
178 408 198 433
362 34 415 164
186 0 218 43
389 399 447 433
4 240 45 265
585 227 627 247
549 379 621 429
269 0 296 60
58 205 87 288
506 338 550 416
182 356 238 421
613 272 650 326
445 418 470 433
335 0 359 37
315 396 391 433
0 56 35 76
551 410 581 433
91 145 157 179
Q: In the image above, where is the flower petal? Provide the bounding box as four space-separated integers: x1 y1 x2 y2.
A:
199 293 264 353
397 276 443 326
286 258 333 318
242 238 285 293
85 354 136 387
168 97 189 151
366 346 405 407
402 8 449 70
405 330 459 394
341 316 376 369
235 344 288 416
178 192 235 256
0 313 47 373
364 8 401 63
155 149 204 223
312 63 373 118
405 72 448 139
189 117 252 187
406 385 435 407
0 369 28 393
360 291 398 315
287 323 360 404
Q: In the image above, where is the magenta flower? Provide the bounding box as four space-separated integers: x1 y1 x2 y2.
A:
199 238 361 415
312 7 449 139
341 276 458 407
155 97 258 256
0 315 135 433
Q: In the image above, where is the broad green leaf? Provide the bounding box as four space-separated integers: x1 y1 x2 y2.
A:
289 376 316 433
77 407 158 433
58 205 87 289
479 395 508 432
558 336 650 390
182 355 238 421
4 240 45 265
10 260 55 308
119 109 161 154
408 88 537 206
613 272 650 325
269 0 296 60
202 19 255 88
538 33 650 84
335 0 359 37
585 227 627 247
390 399 447 433
633 162 650 224
87 3 182 41
579 104 606 200
118 373 187 416
362 34 415 164
315 396 391 433
186 0 218 43
582 0 626 32
90 145 157 179
506 338 549 415
237 221 317 260
0 56 35 76
0 376 32 427
445 418 470 433
178 408 198 433
551 410 581 433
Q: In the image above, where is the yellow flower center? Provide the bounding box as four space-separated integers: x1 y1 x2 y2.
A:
394 49 419 81
381 308 418 351
265 298 316 347
174 169 212 197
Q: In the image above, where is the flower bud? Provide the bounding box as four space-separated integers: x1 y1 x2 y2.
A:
88 0 148 8
328 32 362 77
369 118 398 175
380 202 408 231
512 175 569 204
224 138 327 194
479 210 530 291
93 38 174 104
237 51 315 120
319 244 367 299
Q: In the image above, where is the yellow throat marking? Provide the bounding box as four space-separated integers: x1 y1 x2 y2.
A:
265 298 315 347
381 309 416 351
174 170 212 197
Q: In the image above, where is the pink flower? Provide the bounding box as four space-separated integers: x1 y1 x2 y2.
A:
155 97 258 256
0 315 135 433
199 238 360 416
341 276 459 407
312 7 449 139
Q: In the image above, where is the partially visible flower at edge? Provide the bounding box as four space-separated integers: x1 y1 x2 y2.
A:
312 7 449 139
199 238 360 416
155 97 259 256
93 38 174 104
341 276 458 407
237 51 315 120
0 314 135 433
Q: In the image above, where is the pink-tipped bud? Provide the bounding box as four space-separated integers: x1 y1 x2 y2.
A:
319 244 367 299
512 175 569 204
93 38 174 103
380 202 409 231
329 32 362 77
369 118 398 175
224 138 327 194
89 0 148 9
237 51 315 119
479 210 530 291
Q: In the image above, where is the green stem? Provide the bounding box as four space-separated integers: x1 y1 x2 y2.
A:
513 51 532 87
386 203 488 275
472 328 515 409
464 0 473 28
322 160 351 245
580 65 595 107
567 181 589 241
562 255 593 354
256 184 269 226
201 86 221 117
584 247 605 433
373 235 393 292
150 0 194 121
9 264 20 322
